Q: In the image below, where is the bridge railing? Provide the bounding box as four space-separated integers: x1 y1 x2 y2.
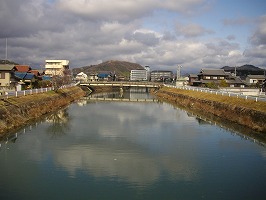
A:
0 83 76 100
164 84 266 102
80 81 161 88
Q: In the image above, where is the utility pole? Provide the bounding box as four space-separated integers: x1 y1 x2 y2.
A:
5 38 7 64
234 66 237 77
177 65 182 80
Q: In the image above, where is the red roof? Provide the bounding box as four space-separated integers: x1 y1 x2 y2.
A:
14 65 31 72
30 70 40 76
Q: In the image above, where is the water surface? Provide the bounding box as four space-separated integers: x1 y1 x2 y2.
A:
0 91 265 200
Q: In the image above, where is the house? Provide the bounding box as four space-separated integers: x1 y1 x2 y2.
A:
176 76 189 87
190 69 227 86
198 69 227 82
130 70 148 81
14 65 31 73
246 75 266 85
188 74 198 85
88 73 99 82
75 72 88 82
97 71 114 81
225 72 246 88
0 64 17 91
44 60 69 77
190 69 247 88
31 69 43 77
14 72 37 89
150 70 173 82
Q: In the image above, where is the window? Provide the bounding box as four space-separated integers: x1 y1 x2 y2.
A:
0 72 6 79
220 77 224 80
213 76 217 79
205 76 210 79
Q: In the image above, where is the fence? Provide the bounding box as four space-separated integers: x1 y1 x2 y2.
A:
164 84 266 102
0 84 76 100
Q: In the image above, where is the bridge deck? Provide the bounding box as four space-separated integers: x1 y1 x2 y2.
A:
84 97 158 102
80 81 160 88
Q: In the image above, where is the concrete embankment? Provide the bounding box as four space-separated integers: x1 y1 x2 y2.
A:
0 86 85 135
153 87 266 133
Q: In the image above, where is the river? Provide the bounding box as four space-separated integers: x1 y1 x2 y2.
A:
0 89 266 200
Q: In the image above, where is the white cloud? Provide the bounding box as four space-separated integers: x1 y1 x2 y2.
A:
244 15 266 66
176 23 214 38
56 0 155 21
0 0 265 71
56 0 206 21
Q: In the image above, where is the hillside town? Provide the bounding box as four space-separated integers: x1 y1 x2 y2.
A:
0 59 266 95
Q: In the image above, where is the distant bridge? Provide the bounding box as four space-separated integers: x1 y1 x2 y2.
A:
79 81 161 88
83 97 159 102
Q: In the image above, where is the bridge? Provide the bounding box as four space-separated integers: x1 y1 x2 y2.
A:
83 97 159 102
79 81 161 88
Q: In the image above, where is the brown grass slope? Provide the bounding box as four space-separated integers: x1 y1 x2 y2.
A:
154 87 266 133
0 87 85 135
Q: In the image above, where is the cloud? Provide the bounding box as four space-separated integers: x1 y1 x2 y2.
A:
249 15 266 45
56 0 152 22
226 35 236 41
125 29 161 46
223 17 251 26
176 23 214 38
243 15 266 66
0 0 265 71
56 0 207 22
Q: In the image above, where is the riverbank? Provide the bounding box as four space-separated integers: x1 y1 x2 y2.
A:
152 86 266 133
0 86 85 136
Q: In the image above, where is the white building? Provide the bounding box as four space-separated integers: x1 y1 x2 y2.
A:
75 72 88 82
246 75 266 85
130 70 148 81
150 70 173 82
45 60 69 77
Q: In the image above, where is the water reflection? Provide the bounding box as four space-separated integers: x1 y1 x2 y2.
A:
45 109 70 138
54 142 199 185
49 99 202 186
1 91 266 199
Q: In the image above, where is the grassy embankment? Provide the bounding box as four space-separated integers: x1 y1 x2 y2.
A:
0 86 85 136
154 86 266 133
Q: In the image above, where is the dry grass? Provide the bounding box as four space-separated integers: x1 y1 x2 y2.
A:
160 87 266 113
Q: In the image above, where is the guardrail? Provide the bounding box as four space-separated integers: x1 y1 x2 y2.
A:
0 84 76 100
164 84 266 102
0 87 54 99
79 81 161 88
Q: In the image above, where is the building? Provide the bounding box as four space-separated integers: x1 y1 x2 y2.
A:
190 68 246 87
191 69 227 86
225 72 246 88
97 71 114 81
75 72 88 82
14 72 37 89
130 70 148 81
246 75 266 85
188 74 198 85
14 65 32 73
88 74 99 82
44 60 69 77
0 64 16 91
150 70 173 82
198 69 227 82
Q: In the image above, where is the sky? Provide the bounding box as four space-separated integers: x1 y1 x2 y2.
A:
0 0 266 73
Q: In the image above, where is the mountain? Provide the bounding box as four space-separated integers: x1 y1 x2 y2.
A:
221 64 264 78
72 60 144 78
